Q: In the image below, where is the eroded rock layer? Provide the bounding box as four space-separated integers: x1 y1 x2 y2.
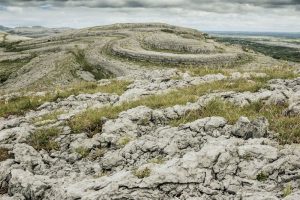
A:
0 23 300 200
1 23 260 92
0 71 300 199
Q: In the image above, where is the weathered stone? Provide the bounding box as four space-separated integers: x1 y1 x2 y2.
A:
232 117 268 139
8 169 50 200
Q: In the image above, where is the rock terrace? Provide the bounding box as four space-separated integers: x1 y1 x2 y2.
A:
0 23 300 200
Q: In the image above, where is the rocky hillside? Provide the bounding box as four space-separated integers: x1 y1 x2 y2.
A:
0 23 300 199
0 25 73 38
0 23 276 92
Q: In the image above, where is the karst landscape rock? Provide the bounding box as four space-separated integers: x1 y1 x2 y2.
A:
0 23 300 199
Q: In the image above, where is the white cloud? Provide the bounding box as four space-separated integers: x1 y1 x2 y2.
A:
6 6 23 13
0 5 299 32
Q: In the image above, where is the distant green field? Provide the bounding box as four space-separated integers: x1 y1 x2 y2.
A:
214 37 300 62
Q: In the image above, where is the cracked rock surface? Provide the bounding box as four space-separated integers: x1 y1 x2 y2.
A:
1 23 300 200
1 75 300 199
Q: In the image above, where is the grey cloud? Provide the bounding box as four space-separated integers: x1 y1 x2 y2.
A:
0 0 300 14
1 0 300 8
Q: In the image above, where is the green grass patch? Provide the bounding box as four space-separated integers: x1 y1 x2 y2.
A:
256 171 269 182
27 127 60 152
183 67 231 77
0 41 22 52
60 80 131 96
283 184 293 197
0 58 32 83
33 110 65 123
169 99 300 144
149 156 165 164
117 135 133 147
169 99 264 126
75 147 90 158
257 65 298 80
72 48 115 80
0 80 131 118
184 63 297 79
68 78 266 134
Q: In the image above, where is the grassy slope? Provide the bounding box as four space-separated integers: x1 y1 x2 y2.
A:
0 80 131 118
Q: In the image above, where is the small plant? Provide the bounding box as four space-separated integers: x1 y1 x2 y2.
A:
0 80 131 118
90 148 106 160
149 156 165 164
139 118 150 126
171 75 182 80
117 135 133 147
133 167 151 179
283 183 292 197
242 152 253 161
256 171 268 182
75 147 90 158
93 171 109 178
0 147 12 162
33 110 65 123
27 127 60 152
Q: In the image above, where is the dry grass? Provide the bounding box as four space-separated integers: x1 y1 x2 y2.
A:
184 63 298 80
72 48 115 80
33 110 65 123
27 127 61 152
183 66 231 77
283 184 293 197
75 147 90 158
68 78 266 134
169 99 300 144
117 135 133 147
149 156 165 164
256 171 269 182
0 147 12 162
0 80 131 118
69 73 300 144
133 167 151 179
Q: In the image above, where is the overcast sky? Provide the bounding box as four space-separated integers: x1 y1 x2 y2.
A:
0 0 299 32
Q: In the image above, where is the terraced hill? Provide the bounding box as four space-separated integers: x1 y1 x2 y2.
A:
1 23 300 199
0 23 278 92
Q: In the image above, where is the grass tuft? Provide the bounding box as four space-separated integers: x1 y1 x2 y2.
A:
27 127 60 152
0 147 12 162
68 78 266 134
149 156 165 164
0 80 131 118
68 73 299 143
75 147 90 158
90 148 106 160
283 184 293 197
256 171 268 182
33 110 65 123
71 48 115 80
133 167 151 179
170 99 300 144
117 135 133 147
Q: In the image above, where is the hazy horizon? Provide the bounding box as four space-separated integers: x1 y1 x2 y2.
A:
0 0 300 32
2 24 300 34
